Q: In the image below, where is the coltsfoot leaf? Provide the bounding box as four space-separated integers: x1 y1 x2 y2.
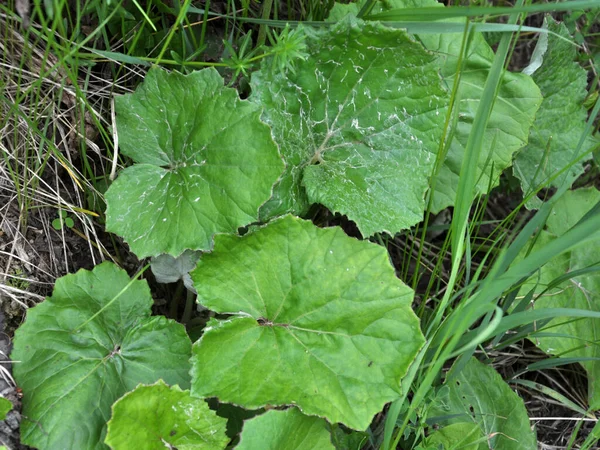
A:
11 262 192 449
386 0 542 212
105 381 228 450
237 408 334 450
513 18 600 209
106 68 284 258
190 215 425 430
424 422 482 450
252 18 448 236
429 358 536 449
518 187 600 408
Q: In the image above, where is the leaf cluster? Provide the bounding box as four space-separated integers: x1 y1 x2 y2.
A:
9 1 600 449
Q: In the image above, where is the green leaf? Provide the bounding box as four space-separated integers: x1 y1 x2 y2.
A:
252 18 448 236
518 187 600 408
327 0 383 22
330 425 369 450
237 408 334 450
327 2 363 22
106 68 284 258
105 380 229 450
91 49 151 66
11 262 192 449
190 215 424 430
0 397 11 421
208 400 263 442
428 358 536 449
386 0 541 212
513 18 600 209
151 250 200 292
424 422 483 450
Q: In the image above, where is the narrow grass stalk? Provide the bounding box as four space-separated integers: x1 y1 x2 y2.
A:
386 3 525 447
368 0 600 22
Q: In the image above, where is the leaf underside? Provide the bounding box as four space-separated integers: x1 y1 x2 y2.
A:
190 215 425 430
11 262 192 450
106 68 284 258
252 18 448 236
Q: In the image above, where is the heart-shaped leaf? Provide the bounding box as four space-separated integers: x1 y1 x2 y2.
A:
105 381 228 450
190 215 424 430
106 68 284 258
237 408 334 450
252 18 448 236
11 262 192 449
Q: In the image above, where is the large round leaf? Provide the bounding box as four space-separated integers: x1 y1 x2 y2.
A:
106 68 284 258
251 18 448 236
237 408 334 450
190 215 424 430
105 381 228 450
11 262 192 449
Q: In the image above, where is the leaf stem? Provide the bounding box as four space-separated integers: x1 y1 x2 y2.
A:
182 290 196 325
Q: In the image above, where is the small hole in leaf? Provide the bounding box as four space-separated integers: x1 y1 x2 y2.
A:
257 317 273 327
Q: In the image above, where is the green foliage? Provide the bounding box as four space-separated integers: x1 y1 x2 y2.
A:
222 31 260 79
265 25 309 75
52 210 74 230
252 17 449 235
517 187 600 408
0 397 11 421
151 249 200 293
422 423 482 450
384 0 542 213
105 68 284 258
11 263 192 449
236 408 334 450
330 426 369 450
105 381 229 450
190 215 424 430
428 358 537 449
513 18 600 208
10 1 600 448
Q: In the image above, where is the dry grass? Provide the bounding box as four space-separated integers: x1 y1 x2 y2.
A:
0 12 135 326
